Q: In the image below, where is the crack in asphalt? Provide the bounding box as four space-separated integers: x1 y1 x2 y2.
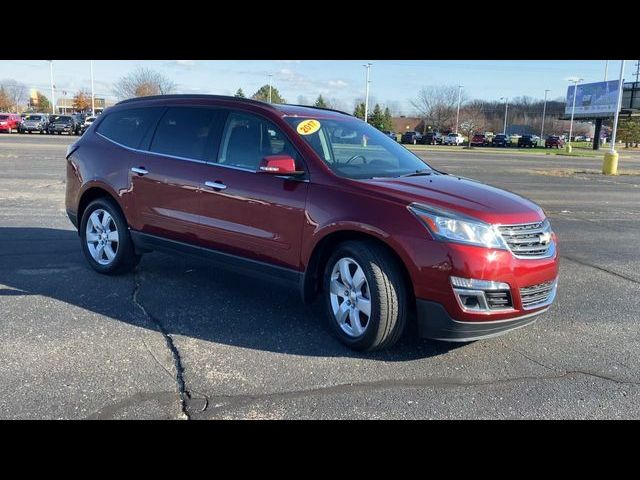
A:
132 269 193 420
200 370 640 418
561 254 640 285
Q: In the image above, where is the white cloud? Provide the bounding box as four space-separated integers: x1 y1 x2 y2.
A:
328 80 348 88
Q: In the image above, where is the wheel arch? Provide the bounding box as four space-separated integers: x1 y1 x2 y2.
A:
77 184 126 229
301 228 416 308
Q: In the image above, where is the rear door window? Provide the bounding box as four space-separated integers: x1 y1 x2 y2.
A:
96 107 163 149
149 107 226 161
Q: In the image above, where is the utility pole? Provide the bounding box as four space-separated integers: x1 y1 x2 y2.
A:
634 60 640 83
363 63 372 123
603 60 626 174
567 78 583 149
540 89 550 143
604 60 609 81
500 97 508 134
90 60 95 115
48 60 55 114
455 85 463 134
268 74 273 103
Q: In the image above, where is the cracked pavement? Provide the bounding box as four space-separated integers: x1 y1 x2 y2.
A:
0 134 639 419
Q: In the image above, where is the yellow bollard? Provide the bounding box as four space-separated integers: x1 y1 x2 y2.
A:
602 151 619 175
564 144 572 153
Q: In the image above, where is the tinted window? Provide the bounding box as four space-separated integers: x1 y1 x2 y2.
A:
150 107 224 161
96 107 163 149
26 115 42 121
218 112 300 171
0 115 7 120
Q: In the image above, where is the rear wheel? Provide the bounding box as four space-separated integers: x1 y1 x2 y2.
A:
80 197 141 275
323 240 407 351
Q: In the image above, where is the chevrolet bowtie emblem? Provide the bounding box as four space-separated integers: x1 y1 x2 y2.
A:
539 232 551 244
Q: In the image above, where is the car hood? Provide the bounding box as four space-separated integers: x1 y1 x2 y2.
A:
362 173 544 224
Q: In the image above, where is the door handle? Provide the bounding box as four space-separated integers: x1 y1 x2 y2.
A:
131 167 149 176
204 181 227 190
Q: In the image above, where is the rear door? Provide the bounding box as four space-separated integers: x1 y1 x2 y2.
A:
127 106 227 245
197 110 309 269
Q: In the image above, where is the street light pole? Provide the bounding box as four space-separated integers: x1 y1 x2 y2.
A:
604 60 609 81
603 60 626 175
455 85 463 134
48 60 55 114
90 60 95 115
500 97 508 134
540 89 550 142
268 74 273 103
363 63 372 123
568 78 583 147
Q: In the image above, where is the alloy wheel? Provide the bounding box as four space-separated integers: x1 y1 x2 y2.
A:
85 209 119 265
329 257 372 338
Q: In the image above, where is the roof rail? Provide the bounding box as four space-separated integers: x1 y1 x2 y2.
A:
281 104 353 116
115 94 277 110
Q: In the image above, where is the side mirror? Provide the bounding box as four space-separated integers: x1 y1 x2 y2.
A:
258 155 303 176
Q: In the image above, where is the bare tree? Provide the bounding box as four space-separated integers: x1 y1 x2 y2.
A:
112 67 176 100
458 106 486 148
411 85 467 132
0 79 27 111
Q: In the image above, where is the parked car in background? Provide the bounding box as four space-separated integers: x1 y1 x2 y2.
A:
72 114 86 134
492 134 509 147
19 114 49 134
443 132 464 145
81 115 96 134
470 133 488 147
421 131 442 145
381 130 397 141
48 115 80 135
508 134 521 147
517 135 540 148
0 113 22 133
545 135 565 148
65 94 559 351
401 131 422 144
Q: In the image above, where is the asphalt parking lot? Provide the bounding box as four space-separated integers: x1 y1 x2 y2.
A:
1 133 639 419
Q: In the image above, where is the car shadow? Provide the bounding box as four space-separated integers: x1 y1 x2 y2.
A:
0 227 464 361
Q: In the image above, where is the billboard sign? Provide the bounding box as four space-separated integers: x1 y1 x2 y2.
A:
565 80 621 118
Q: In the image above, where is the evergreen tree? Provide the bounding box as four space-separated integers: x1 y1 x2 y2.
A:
370 104 385 130
383 107 393 131
251 85 285 104
234 88 245 98
353 102 366 120
314 94 328 108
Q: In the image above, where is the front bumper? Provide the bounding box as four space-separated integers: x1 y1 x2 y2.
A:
416 299 550 342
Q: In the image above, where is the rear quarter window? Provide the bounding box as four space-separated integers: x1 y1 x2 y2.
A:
96 107 163 149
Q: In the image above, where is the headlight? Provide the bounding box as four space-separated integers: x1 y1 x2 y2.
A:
408 203 507 249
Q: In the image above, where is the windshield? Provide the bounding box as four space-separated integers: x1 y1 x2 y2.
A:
25 115 42 121
86 117 95 123
0 115 8 120
285 117 432 180
54 116 72 123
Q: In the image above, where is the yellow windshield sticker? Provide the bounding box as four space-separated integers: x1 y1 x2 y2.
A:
297 119 321 135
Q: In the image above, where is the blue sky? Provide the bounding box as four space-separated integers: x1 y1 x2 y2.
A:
1 60 636 115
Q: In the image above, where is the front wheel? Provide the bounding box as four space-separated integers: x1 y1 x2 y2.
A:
323 240 407 351
80 197 141 275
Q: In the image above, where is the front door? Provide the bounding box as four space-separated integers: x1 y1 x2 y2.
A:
198 111 309 270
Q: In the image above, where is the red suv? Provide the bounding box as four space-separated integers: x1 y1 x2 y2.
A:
470 134 487 147
65 95 559 351
0 113 21 133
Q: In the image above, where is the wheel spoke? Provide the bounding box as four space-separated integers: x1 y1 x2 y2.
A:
338 259 353 287
107 231 119 242
357 297 371 317
104 244 116 260
96 243 105 261
330 278 347 297
349 308 363 336
337 301 350 325
89 212 102 231
101 211 112 230
86 232 100 242
352 266 366 291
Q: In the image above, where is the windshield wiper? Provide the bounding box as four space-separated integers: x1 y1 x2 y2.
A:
400 169 433 178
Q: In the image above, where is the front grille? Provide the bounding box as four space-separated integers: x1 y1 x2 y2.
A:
520 280 555 309
497 221 552 258
485 290 513 309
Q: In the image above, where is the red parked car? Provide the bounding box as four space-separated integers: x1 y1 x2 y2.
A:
470 134 488 147
65 95 559 351
545 135 565 148
0 113 21 133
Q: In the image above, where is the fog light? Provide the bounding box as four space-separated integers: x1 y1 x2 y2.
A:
450 276 513 313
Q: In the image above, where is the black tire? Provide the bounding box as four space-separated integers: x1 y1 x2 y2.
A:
79 197 141 275
323 240 407 351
